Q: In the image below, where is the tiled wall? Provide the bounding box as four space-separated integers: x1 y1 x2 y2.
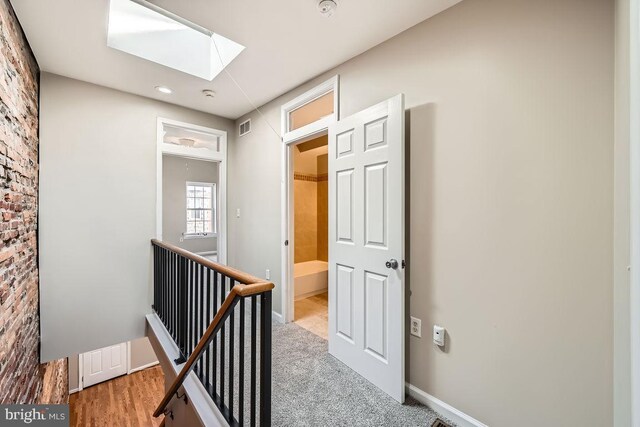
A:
293 154 328 263
0 0 67 404
317 155 328 261
294 178 318 263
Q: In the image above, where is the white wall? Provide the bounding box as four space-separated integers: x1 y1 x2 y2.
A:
229 0 614 425
39 73 234 361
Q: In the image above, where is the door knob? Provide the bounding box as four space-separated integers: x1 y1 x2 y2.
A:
385 259 399 270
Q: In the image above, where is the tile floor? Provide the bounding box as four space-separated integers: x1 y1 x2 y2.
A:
293 292 328 339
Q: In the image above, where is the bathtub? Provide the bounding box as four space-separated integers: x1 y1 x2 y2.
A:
294 260 328 300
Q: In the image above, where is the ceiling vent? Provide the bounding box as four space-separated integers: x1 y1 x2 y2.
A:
239 119 251 136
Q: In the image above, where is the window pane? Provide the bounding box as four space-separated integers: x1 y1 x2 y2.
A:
204 197 212 209
204 210 211 221
195 198 203 208
289 91 334 131
204 222 212 233
195 187 203 198
187 222 195 234
187 198 195 208
204 187 212 198
187 187 195 197
195 222 204 233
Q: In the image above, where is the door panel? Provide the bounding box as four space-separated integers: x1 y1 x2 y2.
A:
82 342 128 388
328 94 405 402
336 264 355 341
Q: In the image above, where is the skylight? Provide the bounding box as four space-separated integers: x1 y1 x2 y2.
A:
107 0 245 81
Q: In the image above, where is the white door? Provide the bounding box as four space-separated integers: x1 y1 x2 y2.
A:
328 94 405 402
82 343 128 388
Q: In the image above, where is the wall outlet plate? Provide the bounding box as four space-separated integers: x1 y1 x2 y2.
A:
410 316 422 337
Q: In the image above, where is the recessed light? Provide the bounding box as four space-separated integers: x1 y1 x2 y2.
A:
155 86 172 94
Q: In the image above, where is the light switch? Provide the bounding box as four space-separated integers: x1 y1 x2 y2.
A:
433 325 445 347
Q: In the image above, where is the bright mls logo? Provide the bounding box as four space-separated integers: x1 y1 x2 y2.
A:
0 405 68 426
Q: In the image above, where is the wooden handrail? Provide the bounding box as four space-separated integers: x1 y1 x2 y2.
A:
151 239 265 285
152 241 274 419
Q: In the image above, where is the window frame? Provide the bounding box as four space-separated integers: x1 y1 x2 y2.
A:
184 181 216 239
281 76 339 144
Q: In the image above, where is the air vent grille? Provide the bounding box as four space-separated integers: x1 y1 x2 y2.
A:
239 119 251 136
431 419 452 427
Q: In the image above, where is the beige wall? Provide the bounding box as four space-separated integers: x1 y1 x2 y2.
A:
39 73 234 361
614 0 632 425
293 179 318 263
162 155 218 254
317 155 328 262
228 0 614 425
293 143 329 263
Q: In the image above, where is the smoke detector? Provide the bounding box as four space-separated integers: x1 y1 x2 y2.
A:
202 89 216 98
318 0 337 17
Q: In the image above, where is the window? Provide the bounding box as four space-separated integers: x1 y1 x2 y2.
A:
281 76 339 139
107 0 244 81
185 182 216 237
288 90 334 132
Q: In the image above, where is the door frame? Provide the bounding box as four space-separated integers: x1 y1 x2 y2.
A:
280 76 339 323
630 0 640 423
156 117 228 264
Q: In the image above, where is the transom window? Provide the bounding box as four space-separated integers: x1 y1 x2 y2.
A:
186 182 215 237
288 90 334 132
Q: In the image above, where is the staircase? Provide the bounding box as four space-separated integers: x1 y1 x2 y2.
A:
147 239 274 426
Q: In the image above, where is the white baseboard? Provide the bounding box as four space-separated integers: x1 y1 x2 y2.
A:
272 311 284 323
69 388 80 395
406 383 488 427
128 361 160 375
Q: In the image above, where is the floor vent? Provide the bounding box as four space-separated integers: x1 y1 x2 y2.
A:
431 419 452 427
239 119 251 136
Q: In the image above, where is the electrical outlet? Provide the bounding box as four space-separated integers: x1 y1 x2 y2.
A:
410 316 422 337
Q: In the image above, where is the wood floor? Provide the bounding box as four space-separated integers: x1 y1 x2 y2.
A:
70 366 165 427
293 292 328 339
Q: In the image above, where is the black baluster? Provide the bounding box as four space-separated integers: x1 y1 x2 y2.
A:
199 264 205 377
229 282 235 418
177 256 187 363
259 292 272 426
239 297 245 426
250 295 257 427
212 271 218 392
220 275 226 405
205 268 211 389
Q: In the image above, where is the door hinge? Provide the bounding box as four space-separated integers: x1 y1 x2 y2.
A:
284 240 289 246
402 260 406 269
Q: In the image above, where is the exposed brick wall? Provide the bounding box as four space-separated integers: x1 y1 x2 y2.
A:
0 0 66 404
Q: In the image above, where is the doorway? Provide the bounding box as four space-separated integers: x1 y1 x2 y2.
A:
291 134 329 339
156 118 227 263
281 84 407 402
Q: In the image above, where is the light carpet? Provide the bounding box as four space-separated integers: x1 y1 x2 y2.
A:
272 321 455 427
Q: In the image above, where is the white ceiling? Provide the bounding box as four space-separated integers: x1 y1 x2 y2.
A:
11 0 462 120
